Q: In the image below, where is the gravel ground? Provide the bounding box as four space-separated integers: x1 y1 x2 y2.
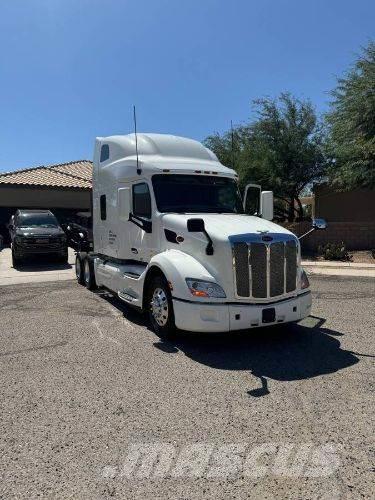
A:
0 276 374 499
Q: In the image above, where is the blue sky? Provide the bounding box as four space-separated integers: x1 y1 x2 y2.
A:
0 0 373 172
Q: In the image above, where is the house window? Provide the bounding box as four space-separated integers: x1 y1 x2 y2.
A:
133 183 151 218
100 195 107 220
100 144 110 162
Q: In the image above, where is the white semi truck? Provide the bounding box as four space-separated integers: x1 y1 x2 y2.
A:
75 133 326 337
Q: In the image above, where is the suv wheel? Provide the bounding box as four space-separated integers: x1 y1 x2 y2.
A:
148 275 176 338
59 248 68 264
12 247 21 268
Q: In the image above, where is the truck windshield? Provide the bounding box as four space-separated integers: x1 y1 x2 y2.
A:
152 174 244 214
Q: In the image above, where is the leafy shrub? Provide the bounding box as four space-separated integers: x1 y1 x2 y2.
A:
318 242 352 261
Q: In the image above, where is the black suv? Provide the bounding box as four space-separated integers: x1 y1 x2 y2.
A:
9 210 68 267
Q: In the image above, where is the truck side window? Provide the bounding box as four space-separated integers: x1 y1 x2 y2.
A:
133 183 151 219
100 195 107 220
100 144 109 162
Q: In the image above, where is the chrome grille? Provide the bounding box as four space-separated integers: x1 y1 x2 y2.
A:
233 242 250 297
285 240 297 293
232 237 298 299
250 243 267 298
21 237 62 249
270 242 285 297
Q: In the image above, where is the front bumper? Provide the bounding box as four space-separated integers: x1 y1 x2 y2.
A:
173 291 312 332
14 242 67 255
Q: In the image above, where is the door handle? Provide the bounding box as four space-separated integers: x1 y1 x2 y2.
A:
131 248 138 255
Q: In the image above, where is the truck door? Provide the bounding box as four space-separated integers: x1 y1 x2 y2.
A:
117 184 131 259
127 181 155 263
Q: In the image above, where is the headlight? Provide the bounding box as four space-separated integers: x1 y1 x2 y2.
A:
185 278 226 298
301 269 310 289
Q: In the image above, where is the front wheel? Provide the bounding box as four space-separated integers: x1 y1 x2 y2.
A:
148 276 176 338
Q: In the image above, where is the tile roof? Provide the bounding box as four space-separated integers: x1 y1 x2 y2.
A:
0 160 93 189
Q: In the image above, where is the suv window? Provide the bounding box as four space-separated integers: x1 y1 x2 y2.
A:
133 183 151 218
17 213 59 228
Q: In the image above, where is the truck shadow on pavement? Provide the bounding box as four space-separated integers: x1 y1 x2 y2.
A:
95 292 361 397
153 316 360 397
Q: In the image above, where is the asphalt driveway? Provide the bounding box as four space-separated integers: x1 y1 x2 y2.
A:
0 276 374 499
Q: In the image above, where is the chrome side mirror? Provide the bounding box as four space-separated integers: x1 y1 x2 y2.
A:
299 218 328 240
312 218 327 230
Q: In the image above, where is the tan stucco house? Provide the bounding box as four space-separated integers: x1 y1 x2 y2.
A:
0 160 92 241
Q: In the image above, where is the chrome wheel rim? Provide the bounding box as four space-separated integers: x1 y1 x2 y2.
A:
150 287 169 326
84 260 90 284
75 257 81 279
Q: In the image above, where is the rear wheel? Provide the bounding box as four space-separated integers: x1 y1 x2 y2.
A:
75 254 84 285
84 257 97 290
148 275 176 338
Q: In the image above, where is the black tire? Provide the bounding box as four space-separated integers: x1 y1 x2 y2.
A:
147 275 176 338
59 248 69 264
75 253 85 285
12 247 21 268
83 256 97 290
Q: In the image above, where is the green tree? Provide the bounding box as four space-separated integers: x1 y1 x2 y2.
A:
204 93 327 221
326 41 375 189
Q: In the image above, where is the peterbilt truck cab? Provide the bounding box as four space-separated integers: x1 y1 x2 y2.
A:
75 133 314 337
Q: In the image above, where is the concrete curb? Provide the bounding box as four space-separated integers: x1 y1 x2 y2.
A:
302 260 375 270
302 260 375 277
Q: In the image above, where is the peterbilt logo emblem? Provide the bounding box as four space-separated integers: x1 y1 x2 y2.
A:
256 229 273 242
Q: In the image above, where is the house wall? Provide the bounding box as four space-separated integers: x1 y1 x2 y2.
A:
314 185 375 222
297 185 375 251
285 220 375 251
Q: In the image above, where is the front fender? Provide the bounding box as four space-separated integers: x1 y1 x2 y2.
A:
149 249 216 300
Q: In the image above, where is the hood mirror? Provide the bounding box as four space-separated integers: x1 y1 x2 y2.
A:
312 218 327 230
187 218 205 232
299 218 328 240
187 218 213 255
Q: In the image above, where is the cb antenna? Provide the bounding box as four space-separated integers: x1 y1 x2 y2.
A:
231 120 235 170
133 105 141 175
